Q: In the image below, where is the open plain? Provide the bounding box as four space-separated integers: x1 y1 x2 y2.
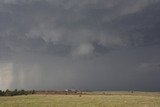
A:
0 92 160 107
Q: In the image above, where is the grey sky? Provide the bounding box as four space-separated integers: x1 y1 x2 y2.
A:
0 0 160 91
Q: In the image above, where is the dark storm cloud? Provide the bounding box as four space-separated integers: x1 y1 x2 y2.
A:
0 0 160 90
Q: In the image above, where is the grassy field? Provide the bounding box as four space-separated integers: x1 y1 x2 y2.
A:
0 92 160 107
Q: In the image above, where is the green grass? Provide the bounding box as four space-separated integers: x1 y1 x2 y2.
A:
0 92 160 107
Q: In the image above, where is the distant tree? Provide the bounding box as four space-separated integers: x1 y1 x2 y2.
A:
11 89 18 96
0 89 35 96
0 90 4 96
5 89 11 96
19 89 25 95
29 90 35 94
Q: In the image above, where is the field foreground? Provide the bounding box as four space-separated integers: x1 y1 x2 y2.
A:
0 92 160 107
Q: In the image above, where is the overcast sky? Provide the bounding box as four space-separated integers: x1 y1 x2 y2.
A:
0 0 160 91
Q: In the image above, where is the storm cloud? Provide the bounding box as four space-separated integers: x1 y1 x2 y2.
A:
0 0 160 91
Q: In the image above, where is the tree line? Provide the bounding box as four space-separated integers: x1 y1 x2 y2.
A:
0 89 36 96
